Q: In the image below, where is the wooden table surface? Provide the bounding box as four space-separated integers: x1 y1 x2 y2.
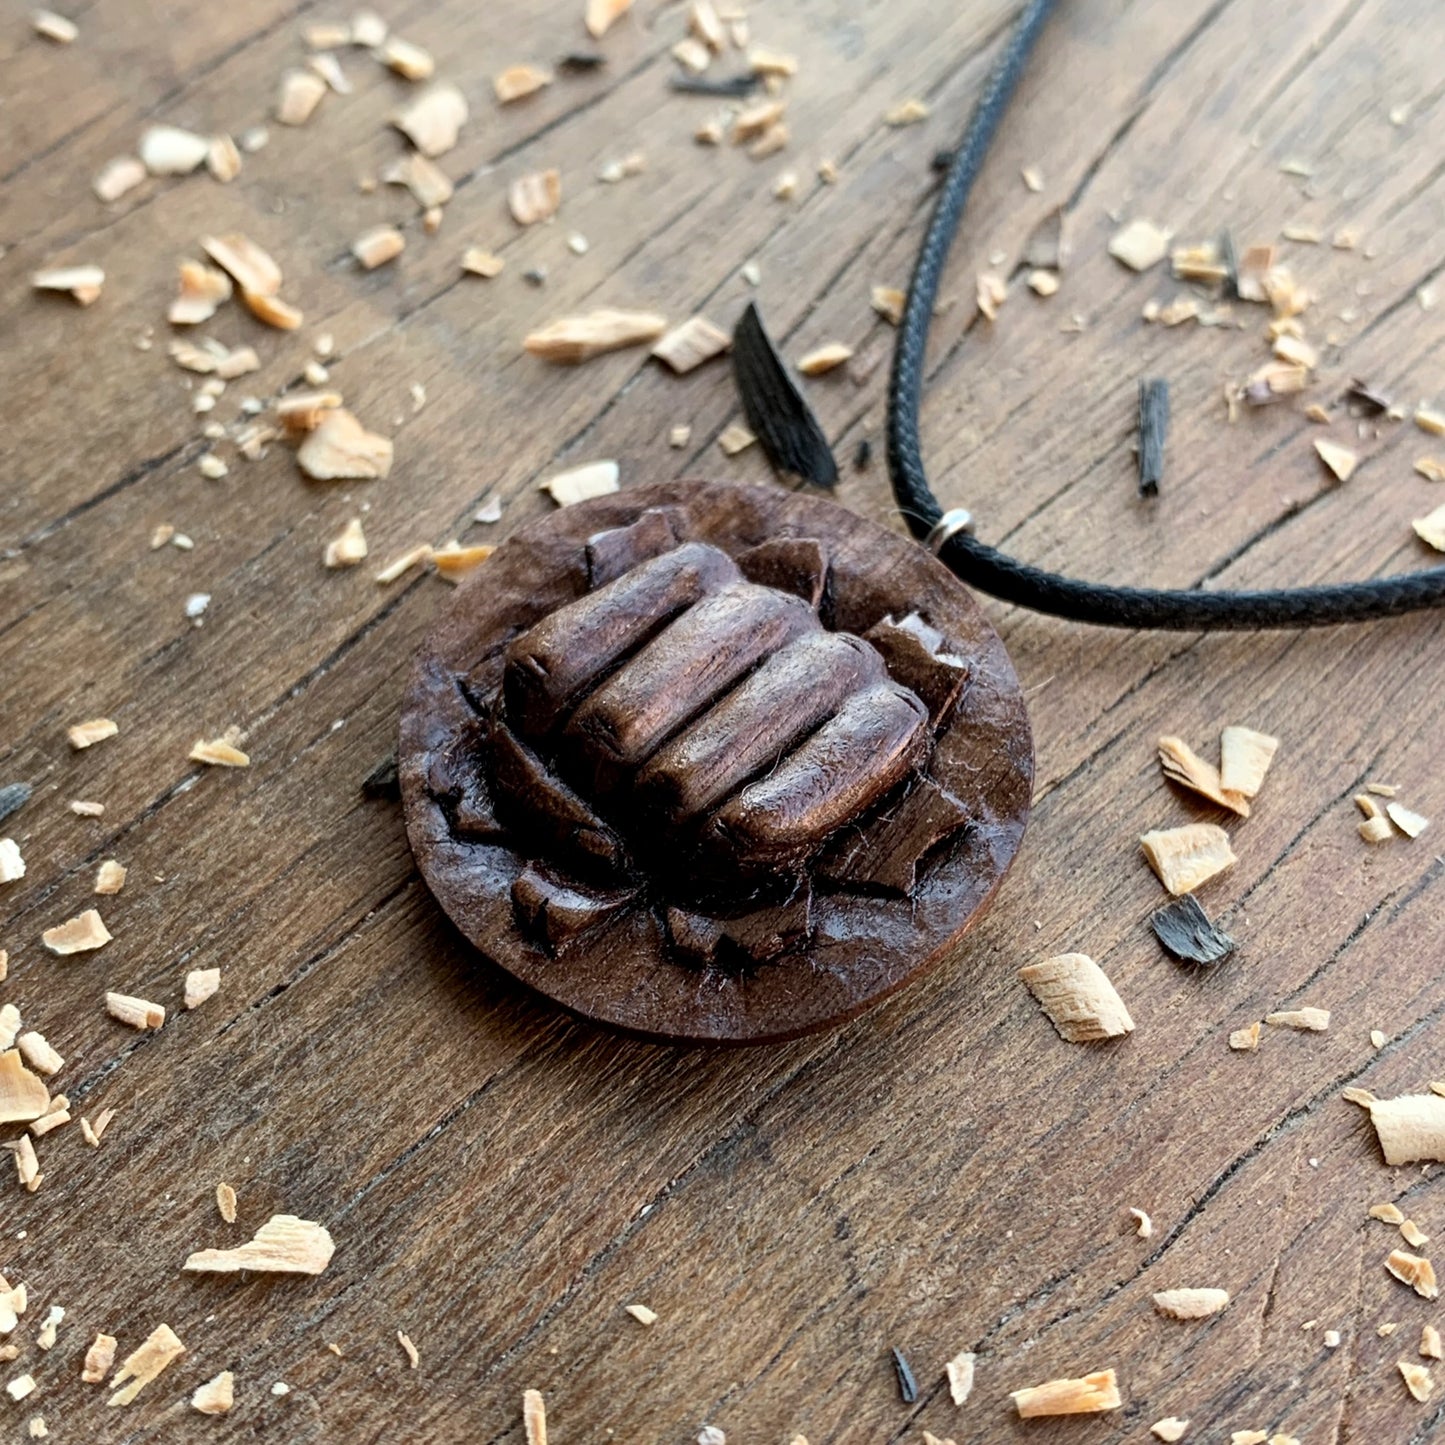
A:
3 0 1443 1440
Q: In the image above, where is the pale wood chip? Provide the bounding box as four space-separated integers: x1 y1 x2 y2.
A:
297 409 393 480
1387 1249 1439 1299
598 151 646 180
1011 1368 1121 1418
652 316 730 374
431 543 495 583
351 9 386 46
27 1415 46 1438
383 152 452 208
42 909 111 955
352 225 405 269
1359 814 1394 844
526 308 666 363
82 1333 118 1382
29 1105 70 1138
1229 1022 1262 1052
191 1371 234 1415
494 62 552 104
540 461 620 507
1413 503 1445 553
1400 1359 1434 1402
276 68 328 125
732 99 785 142
108 1323 185 1406
379 34 433 80
1415 408 1445 437
392 83 468 157
32 264 104 305
797 343 853 375
34 1306 63 1352
462 248 504 278
305 22 351 48
1229 1431 1267 1443
198 454 228 481
324 518 368 569
1109 219 1172 271
624 1303 658 1326
375 545 432 585
80 1107 115 1146
748 122 789 158
585 0 632 38
0 1005 18 1050
216 345 261 380
1152 1287 1230 1320
1313 438 1358 482
199 234 280 297
106 993 164 1031
523 1388 547 1445
1140 823 1236 895
94 156 147 202
871 286 905 325
139 125 210 175
0 1052 50 1126
67 717 118 750
884 98 930 127
509 168 562 225
16 1034 62 1078
185 1214 334 1275
184 968 221 1010
945 1349 975 1405
69 800 104 817
1401 1220 1429 1248
976 271 1007 320
771 170 797 200
396 1329 420 1368
6 1375 35 1403
242 289 303 330
1157 736 1250 815
1386 802 1429 838
33 10 78 43
1028 269 1060 296
1219 726 1278 798
1152 1420 1190 1442
1369 1203 1406 1224
1422 1325 1442 1360
1019 953 1133 1042
672 36 711 72
690 0 726 51
1371 1028 1387 1048
216 1182 238 1224
0 841 23 886
307 51 351 93
1264 1007 1329 1032
1129 1206 1154 1238
190 738 250 768
1274 333 1319 370
168 260 233 325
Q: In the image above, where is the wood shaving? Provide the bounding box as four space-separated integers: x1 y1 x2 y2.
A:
1109 220 1172 271
392 84 468 157
307 52 351 94
1229 1022 1261 1051
167 260 232 325
976 272 1007 320
32 264 104 305
33 9 78 42
34 1307 63 1351
652 316 730 374
0 1006 18 1050
1415 458 1445 482
772 170 798 201
1019 953 1134 1042
1152 1287 1230 1320
598 152 646 181
0 1052 50 1126
1028 269 1060 296
669 425 692 448
462 248 505 278
276 68 328 125
430 543 494 583
383 153 452 208
42 909 111 955
94 156 147 202
871 287 905 325
1413 504 1445 553
748 123 788 158
108 1323 185 1406
82 1334 117 1384
6 1375 35 1403
189 738 250 768
1386 802 1429 838
1152 1421 1190 1443
351 10 386 46
67 717 118 750
30 1104 70 1137
324 518 368 568
216 1182 238 1224
398 1330 419 1368
139 125 210 175
80 1107 115 1145
380 35 434 80
1274 334 1319 370
16 1034 62 1077
1359 814 1394 844
884 99 930 127
191 1371 234 1414
1401 1220 1429 1248
624 1303 657 1326
540 461 620 507
1264 1007 1330 1032
525 308 666 363
1219 726 1278 798
1140 824 1237 895
305 22 351 48
277 391 344 434
1230 1432 1268 1444
585 0 632 38
509 169 562 226
1011 1368 1121 1418
198 454 228 481
375 545 432 585
1422 1325 1442 1360
732 99 785 143
184 968 221 1009
242 290 303 330
1157 736 1250 815
690 0 726 51
28 1416 46 1438
1415 408 1445 437
106 993 164 1030
69 800 105 817
1369 1202 1406 1224
297 409 394 480
945 1349 975 1405
200 234 281 296
352 226 405 269
1129 1207 1154 1238
184 1214 335 1274
797 343 853 376
1388 1249 1440 1299
523 1387 548 1444
1313 438 1357 482
718 423 756 456
0 841 23 885
749 47 797 78
672 38 711 73
1400 1359 1434 1402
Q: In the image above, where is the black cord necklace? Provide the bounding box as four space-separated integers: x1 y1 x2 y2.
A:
886 0 1445 629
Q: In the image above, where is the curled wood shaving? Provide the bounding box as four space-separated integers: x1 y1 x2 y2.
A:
383 153 452 208
375 545 432 585
42 909 111 955
106 993 164 1030
32 265 104 305
1109 220 1171 271
82 1333 116 1384
1400 1359 1434 1402
1413 504 1445 553
430 543 494 583
67 717 118 750
190 738 250 768
184 1214 335 1274
1219 726 1278 799
191 1371 234 1415
94 156 147 202
17 1034 63 1077
462 248 504 278
1140 824 1236 895
1152 1288 1230 1320
0 1052 50 1126
525 309 666 363
242 289 303 330
1264 1007 1329 1032
1019 953 1134 1042
1313 438 1357 482
392 84 468 157
352 226 405 269
540 461 620 507
1388 1249 1441 1299
202 234 281 296
297 409 393 480
585 0 632 37
1129 1207 1154 1238
398 1330 420 1367
108 1323 185 1406
945 1349 975 1405
380 35 434 80
652 316 730 374
1157 736 1249 815
1274 334 1319 370
33 10 78 42
184 968 221 1009
324 518 368 568
1229 1022 1261 1051
624 1303 657 1326
509 169 561 226
1011 1368 1121 1418
523 1388 548 1445
276 68 328 125
139 125 210 175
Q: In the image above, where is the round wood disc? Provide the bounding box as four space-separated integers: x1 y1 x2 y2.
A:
399 480 1033 1044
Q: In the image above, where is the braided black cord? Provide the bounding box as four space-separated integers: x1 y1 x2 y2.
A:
886 0 1445 629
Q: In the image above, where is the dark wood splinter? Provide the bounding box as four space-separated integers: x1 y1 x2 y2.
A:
1137 377 1170 498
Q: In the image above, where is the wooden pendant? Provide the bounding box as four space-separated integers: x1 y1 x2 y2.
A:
400 481 1033 1043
